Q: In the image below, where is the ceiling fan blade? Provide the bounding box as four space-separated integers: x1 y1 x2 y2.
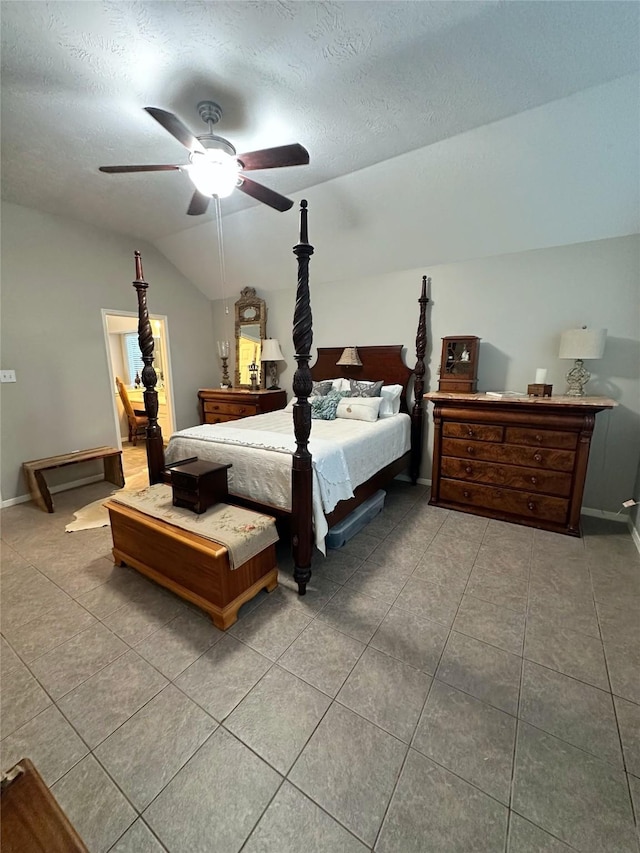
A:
237 176 293 212
144 107 206 155
186 191 211 216
99 165 181 173
237 143 309 171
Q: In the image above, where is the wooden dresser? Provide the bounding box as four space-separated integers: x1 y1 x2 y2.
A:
198 388 287 425
425 392 616 536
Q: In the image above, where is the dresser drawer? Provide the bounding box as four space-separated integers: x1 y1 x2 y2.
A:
443 422 504 442
203 413 238 425
440 478 569 524
505 427 578 450
441 456 572 497
442 438 575 473
203 401 257 417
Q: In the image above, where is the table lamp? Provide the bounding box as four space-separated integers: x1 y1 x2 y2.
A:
558 327 607 396
260 338 285 389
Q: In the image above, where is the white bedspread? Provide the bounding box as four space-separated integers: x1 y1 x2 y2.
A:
165 410 410 551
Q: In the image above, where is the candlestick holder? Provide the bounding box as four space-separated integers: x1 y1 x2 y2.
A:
248 360 259 391
217 341 231 388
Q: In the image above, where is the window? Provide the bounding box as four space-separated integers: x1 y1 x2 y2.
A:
123 333 144 386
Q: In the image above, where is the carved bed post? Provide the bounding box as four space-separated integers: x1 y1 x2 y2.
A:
291 200 314 595
132 251 165 485
410 274 430 484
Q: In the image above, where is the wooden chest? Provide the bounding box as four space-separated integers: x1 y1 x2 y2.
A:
198 388 287 424
104 500 278 629
169 460 231 514
425 393 616 536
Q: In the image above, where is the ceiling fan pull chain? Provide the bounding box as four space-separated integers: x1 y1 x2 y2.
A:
214 197 230 317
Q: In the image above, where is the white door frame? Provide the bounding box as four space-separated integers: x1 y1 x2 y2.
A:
101 309 176 448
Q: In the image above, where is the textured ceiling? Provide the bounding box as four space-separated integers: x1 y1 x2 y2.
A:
1 1 638 245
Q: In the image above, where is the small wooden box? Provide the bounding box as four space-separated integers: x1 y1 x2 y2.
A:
527 383 553 397
169 460 231 514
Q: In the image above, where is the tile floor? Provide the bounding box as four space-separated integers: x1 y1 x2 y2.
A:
1 447 639 852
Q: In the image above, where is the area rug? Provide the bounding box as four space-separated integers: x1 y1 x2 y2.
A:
65 469 150 532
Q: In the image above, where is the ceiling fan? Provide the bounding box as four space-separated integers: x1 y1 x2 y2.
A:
99 100 309 214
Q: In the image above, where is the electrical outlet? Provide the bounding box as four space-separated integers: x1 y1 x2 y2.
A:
622 499 638 508
0 370 16 383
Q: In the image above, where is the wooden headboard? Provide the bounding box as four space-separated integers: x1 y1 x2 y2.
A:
310 345 413 413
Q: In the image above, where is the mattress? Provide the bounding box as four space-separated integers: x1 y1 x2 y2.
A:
165 410 410 551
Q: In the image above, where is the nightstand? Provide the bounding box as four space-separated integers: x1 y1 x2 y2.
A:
198 388 287 424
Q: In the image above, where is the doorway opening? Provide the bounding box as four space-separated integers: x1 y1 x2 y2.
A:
101 310 175 456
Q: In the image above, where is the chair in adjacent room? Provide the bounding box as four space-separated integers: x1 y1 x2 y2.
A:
116 377 149 446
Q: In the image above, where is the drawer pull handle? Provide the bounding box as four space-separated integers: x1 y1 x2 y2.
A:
463 490 470 499
465 466 473 475
467 428 474 437
466 446 475 455
533 453 542 463
535 434 543 443
527 500 537 512
530 476 537 485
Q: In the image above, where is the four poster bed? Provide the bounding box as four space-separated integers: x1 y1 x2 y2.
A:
131 200 430 595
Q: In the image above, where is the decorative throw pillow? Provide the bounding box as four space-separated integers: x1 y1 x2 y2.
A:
378 384 403 418
349 379 383 398
311 390 349 420
311 379 333 397
331 378 351 392
336 396 382 422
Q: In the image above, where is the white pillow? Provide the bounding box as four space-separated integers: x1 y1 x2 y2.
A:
331 378 351 392
336 396 382 422
284 395 318 413
379 384 403 418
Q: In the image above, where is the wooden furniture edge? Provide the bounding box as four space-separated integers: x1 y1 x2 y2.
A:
1 757 89 852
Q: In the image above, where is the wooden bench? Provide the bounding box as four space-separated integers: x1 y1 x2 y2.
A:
23 446 125 513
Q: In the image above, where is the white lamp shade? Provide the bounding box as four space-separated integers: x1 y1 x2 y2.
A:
336 346 363 367
260 338 284 362
559 328 607 360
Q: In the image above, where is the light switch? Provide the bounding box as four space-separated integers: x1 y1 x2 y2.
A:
0 370 17 383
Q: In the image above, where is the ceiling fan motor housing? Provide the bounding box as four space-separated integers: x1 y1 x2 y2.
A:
197 134 237 158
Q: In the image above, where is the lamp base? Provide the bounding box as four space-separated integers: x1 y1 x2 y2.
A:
565 359 590 397
265 361 279 391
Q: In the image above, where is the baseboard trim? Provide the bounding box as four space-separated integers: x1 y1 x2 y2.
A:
581 506 630 523
1 474 105 509
395 474 431 487
630 520 640 555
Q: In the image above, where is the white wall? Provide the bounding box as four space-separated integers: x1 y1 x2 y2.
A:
0 203 217 502
157 74 639 300
210 234 640 517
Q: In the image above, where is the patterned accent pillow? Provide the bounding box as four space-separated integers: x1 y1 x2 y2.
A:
311 379 333 397
349 379 383 398
311 390 350 420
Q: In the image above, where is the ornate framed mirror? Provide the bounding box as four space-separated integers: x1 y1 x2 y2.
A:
234 287 267 388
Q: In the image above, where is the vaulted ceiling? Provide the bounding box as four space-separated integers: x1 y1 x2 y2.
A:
2 0 638 252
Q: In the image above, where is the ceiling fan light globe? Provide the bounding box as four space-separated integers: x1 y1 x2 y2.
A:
187 150 239 198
